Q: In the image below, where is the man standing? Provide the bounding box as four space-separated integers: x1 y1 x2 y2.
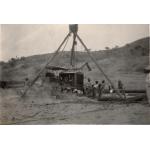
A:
118 80 126 99
98 80 106 100
145 66 150 103
93 81 99 98
24 78 30 88
85 78 92 97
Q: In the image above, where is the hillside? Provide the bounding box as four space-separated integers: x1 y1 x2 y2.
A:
0 37 149 90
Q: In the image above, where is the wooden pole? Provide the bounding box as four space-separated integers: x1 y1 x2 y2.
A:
21 32 71 97
76 33 123 99
70 33 76 67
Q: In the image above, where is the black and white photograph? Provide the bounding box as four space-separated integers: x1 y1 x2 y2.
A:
0 24 149 124
1 0 150 149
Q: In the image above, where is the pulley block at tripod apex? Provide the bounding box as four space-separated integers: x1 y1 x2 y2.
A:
69 24 78 33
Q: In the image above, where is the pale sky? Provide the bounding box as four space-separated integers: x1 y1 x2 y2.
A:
0 24 149 61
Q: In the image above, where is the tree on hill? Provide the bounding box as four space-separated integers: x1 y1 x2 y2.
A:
105 46 110 50
8 58 17 67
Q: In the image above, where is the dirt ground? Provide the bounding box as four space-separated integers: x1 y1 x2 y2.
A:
0 87 150 125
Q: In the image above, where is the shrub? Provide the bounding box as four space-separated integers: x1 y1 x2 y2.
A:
126 44 130 47
8 58 16 67
105 47 110 50
20 57 26 61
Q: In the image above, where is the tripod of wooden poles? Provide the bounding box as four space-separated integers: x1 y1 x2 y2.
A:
21 25 124 99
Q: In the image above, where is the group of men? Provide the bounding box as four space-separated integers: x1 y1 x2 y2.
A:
84 78 106 100
23 75 125 99
84 78 125 100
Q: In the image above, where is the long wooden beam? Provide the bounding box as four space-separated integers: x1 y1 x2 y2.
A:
70 33 77 67
21 32 71 97
76 33 124 99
